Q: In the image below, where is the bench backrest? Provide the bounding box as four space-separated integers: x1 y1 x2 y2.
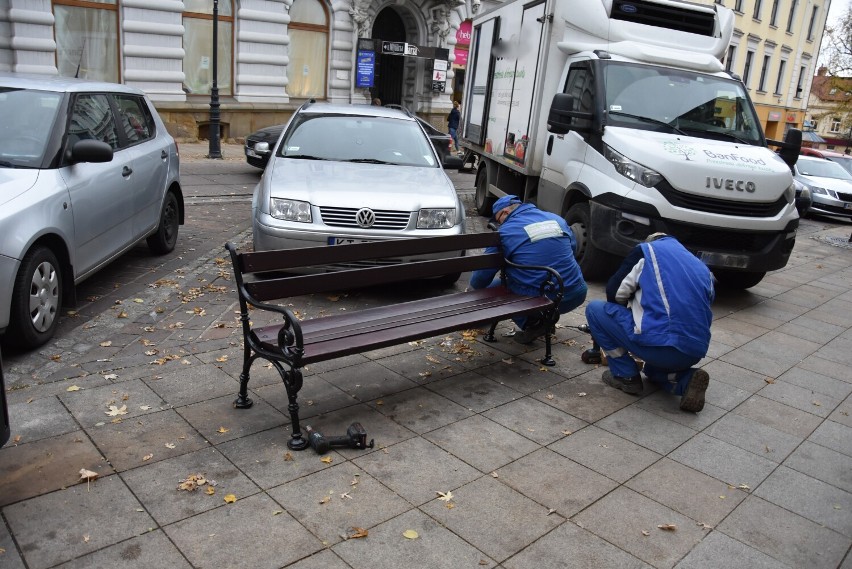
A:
227 233 503 301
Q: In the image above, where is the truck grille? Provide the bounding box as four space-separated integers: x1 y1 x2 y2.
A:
611 0 716 37
319 207 411 230
664 220 778 252
655 181 788 218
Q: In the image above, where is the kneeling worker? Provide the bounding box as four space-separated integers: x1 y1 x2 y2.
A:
585 233 714 412
470 195 587 343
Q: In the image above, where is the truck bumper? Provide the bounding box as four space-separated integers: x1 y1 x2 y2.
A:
589 200 797 273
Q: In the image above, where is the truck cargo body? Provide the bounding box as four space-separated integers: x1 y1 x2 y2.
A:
461 0 800 289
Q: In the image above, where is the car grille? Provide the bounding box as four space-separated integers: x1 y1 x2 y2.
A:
836 191 852 202
655 180 787 217
320 207 411 230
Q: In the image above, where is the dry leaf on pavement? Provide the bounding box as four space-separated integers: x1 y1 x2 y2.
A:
105 405 127 417
347 527 368 539
217 427 229 434
142 454 153 461
99 341 112 347
79 468 99 482
657 524 677 531
320 456 333 464
403 529 419 539
436 491 454 502
224 494 237 503
67 385 81 392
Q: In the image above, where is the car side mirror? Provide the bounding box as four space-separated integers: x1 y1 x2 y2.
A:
254 142 270 155
767 128 802 169
68 139 113 164
548 93 594 136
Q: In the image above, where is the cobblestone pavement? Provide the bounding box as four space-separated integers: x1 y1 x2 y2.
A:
1 145 851 569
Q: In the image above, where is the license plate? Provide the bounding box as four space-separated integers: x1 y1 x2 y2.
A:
328 237 372 245
245 148 257 158
697 251 749 269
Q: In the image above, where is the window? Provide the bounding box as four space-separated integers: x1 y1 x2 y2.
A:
68 94 119 150
807 6 819 40
562 66 594 135
774 59 786 95
769 0 780 26
753 0 763 19
735 0 743 11
743 50 755 88
830 117 841 133
726 45 737 72
786 0 798 33
288 0 330 99
53 1 119 82
182 0 234 96
830 87 838 95
114 95 155 146
758 55 771 92
795 64 807 97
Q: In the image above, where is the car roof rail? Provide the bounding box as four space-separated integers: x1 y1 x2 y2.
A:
298 99 316 112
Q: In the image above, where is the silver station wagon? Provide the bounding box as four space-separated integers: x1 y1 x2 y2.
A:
251 102 465 280
0 73 182 349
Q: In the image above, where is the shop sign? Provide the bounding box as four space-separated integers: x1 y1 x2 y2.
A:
356 50 374 88
786 112 798 123
767 111 781 121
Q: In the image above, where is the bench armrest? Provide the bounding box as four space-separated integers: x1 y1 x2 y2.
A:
503 259 565 306
238 283 306 365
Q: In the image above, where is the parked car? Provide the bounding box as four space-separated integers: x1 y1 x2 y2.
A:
245 108 460 169
800 147 852 175
251 102 465 281
0 73 183 349
793 155 852 219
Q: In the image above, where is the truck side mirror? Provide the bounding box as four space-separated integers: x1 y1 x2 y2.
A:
767 128 802 169
547 93 593 135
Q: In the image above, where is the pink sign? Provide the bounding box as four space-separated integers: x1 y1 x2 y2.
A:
454 20 471 66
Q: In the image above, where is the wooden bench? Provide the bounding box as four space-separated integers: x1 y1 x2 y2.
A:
225 233 564 450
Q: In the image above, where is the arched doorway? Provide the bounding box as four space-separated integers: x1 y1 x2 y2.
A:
371 8 406 106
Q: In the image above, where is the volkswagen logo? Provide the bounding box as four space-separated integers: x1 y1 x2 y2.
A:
355 208 376 228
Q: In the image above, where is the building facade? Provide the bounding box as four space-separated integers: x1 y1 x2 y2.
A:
699 0 830 141
0 0 829 140
806 66 852 150
0 0 489 139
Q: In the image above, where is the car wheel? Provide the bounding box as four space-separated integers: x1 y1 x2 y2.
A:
712 269 766 290
475 167 495 217
564 203 619 280
147 191 180 254
8 246 62 349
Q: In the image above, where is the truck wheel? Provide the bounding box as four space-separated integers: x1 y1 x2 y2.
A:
475 168 495 217
8 246 63 349
564 203 619 280
712 269 766 290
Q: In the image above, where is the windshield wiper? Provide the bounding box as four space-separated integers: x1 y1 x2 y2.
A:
0 159 23 168
282 154 326 160
699 130 755 145
609 111 687 136
344 158 393 164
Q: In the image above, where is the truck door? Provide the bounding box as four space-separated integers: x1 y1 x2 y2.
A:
540 62 594 214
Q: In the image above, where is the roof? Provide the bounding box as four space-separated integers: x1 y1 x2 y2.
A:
801 130 827 143
0 72 145 95
810 74 852 102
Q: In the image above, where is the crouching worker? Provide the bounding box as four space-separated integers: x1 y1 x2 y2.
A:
470 195 587 344
585 233 714 412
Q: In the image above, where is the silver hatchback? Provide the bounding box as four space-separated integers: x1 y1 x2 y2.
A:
0 73 182 349
252 103 465 277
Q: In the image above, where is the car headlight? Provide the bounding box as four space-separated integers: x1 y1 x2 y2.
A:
810 186 828 195
417 208 456 229
270 198 311 222
603 144 663 187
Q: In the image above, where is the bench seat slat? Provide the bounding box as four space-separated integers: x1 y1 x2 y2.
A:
254 289 552 364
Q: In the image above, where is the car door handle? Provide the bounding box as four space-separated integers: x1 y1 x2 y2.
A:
122 166 133 177
161 150 168 159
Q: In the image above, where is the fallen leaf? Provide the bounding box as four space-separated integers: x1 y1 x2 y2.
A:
577 392 587 397
501 357 514 364
283 452 294 461
697 522 713 530
50 354 62 361
812 401 822 407
117 311 128 318
642 530 650 536
547 508 557 515
341 491 353 500
13 435 21 443
545 393 554 400
217 427 229 434
403 529 419 539
736 484 750 491
426 355 441 364
133 298 145 303
224 494 237 503
539 366 548 372
764 377 776 384
436 491 453 502
491 472 499 478
99 341 112 347
418 371 432 378
216 355 228 363
165 443 175 449
67 385 81 392
142 454 153 461
657 524 677 531
562 430 573 436
103 374 118 380
319 496 331 504
348 527 368 539
140 405 151 411
206 486 215 495
83 534 90 543
273 510 283 515
105 405 128 417
145 350 158 356
320 456 333 464
79 468 99 482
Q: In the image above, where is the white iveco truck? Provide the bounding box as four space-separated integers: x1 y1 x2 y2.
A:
461 0 802 289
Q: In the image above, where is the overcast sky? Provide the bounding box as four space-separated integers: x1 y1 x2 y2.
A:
827 0 851 26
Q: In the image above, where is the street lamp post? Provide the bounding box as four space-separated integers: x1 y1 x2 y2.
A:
207 0 223 159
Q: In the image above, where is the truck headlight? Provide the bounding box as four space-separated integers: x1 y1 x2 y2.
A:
417 208 456 229
604 144 663 188
270 198 312 222
784 181 797 204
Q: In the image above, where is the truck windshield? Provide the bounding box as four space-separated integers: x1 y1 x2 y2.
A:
602 62 763 145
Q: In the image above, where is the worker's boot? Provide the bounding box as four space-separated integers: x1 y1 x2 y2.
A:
679 369 709 413
601 370 643 395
